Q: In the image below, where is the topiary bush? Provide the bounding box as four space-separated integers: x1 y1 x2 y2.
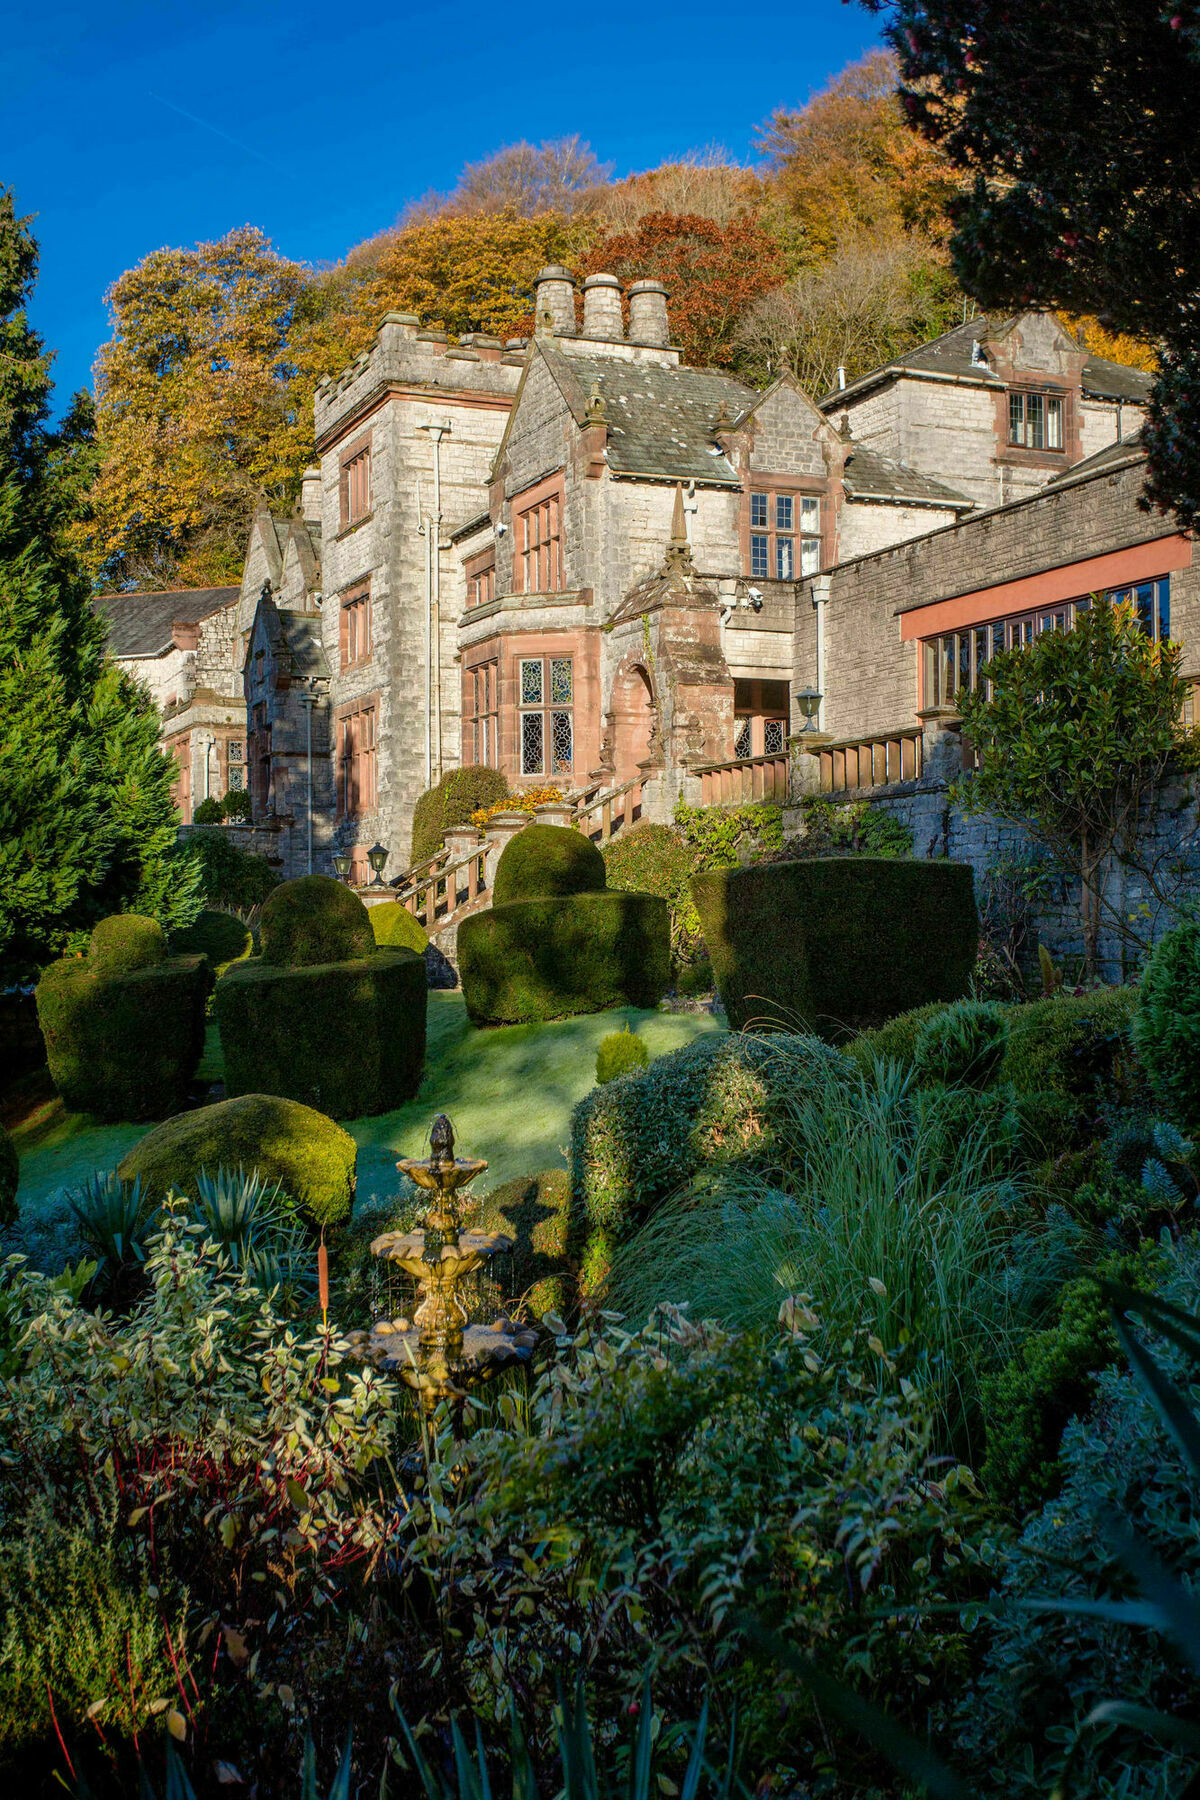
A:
1134 914 1200 1132
0 1124 16 1230
192 795 225 824
170 908 253 975
492 823 606 904
1004 986 1138 1153
117 1092 357 1229
459 892 670 1026
35 917 207 1122
174 827 279 909
259 875 376 968
410 765 510 867
367 900 430 953
478 1169 580 1319
596 1026 651 1085
914 999 1009 1089
218 947 427 1120
690 857 978 1039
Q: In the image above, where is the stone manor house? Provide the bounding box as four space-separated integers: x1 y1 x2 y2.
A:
96 266 1195 896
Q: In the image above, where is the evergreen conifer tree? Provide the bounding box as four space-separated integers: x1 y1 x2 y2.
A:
0 186 199 976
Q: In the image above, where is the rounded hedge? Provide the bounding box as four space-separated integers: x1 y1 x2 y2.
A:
117 1092 357 1229
479 1169 579 1319
171 909 253 972
690 857 978 1039
368 901 430 953
0 1123 17 1229
260 876 375 968
459 892 670 1025
1135 917 1200 1133
36 920 207 1123
88 914 167 979
411 765 509 866
493 824 607 905
217 947 427 1119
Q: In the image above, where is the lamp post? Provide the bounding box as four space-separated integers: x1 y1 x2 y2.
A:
332 850 352 883
796 687 823 732
367 842 388 887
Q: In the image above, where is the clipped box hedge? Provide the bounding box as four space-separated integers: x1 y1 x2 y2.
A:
458 891 670 1025
35 916 207 1122
690 857 978 1039
118 1092 357 1229
217 947 426 1120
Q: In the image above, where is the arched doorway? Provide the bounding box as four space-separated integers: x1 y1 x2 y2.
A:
610 663 656 783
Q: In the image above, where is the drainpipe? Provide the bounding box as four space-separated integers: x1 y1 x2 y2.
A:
420 420 452 784
417 482 432 789
299 690 316 875
810 575 832 733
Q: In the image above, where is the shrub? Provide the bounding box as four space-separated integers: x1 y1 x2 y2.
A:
175 827 279 909
410 765 510 866
478 1169 580 1318
1135 914 1200 1133
0 1123 16 1229
786 793 914 859
68 1170 155 1308
221 785 252 821
218 947 427 1119
170 907 253 974
1004 985 1138 1152
35 917 207 1122
845 1000 952 1074
469 782 567 830
914 998 1009 1089
368 900 430 952
117 1093 358 1229
570 1032 854 1256
459 892 670 1025
603 822 701 959
259 874 376 967
192 794 225 824
690 857 978 1038
980 1241 1169 1510
673 799 784 865
595 1025 651 1085
492 823 606 903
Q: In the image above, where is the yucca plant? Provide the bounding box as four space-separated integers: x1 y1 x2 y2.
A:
191 1164 315 1308
67 1171 155 1308
395 1677 747 1800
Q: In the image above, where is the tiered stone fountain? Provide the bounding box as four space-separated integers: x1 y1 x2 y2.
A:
351 1113 537 1415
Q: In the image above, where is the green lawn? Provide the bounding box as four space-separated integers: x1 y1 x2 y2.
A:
12 994 724 1222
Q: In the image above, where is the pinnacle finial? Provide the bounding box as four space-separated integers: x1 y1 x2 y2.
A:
586 379 606 422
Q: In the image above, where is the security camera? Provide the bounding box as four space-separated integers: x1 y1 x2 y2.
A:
746 587 764 611
495 522 508 537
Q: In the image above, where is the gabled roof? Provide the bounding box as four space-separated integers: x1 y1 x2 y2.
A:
841 442 974 511
1038 430 1147 492
821 314 1152 409
539 342 753 484
92 587 239 659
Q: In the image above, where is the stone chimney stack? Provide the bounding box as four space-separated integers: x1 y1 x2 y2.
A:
300 467 322 524
628 279 670 347
533 266 576 337
581 272 623 341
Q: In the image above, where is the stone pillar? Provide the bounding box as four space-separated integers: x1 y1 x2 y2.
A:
919 710 966 784
533 266 577 337
443 825 482 865
581 273 623 342
533 800 576 829
483 810 530 886
628 279 670 347
782 731 832 835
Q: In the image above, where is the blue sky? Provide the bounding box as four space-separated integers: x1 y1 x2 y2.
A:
4 0 881 412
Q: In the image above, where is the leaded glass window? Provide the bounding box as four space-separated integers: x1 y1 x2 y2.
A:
551 711 573 771
521 710 544 776
550 658 573 704
520 659 543 705
734 716 752 759
763 718 785 755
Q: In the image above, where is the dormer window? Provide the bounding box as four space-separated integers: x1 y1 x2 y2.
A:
1008 389 1064 451
749 489 821 579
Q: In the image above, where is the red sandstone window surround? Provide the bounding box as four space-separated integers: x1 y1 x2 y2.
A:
341 588 372 669
468 660 500 765
339 436 372 528
1007 388 1065 452
515 486 563 594
337 697 378 817
733 678 790 759
747 484 821 580
518 656 573 776
466 557 495 610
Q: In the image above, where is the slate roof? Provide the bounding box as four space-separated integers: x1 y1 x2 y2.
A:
841 442 974 511
92 587 239 659
541 344 754 484
821 316 1152 408
1038 430 1147 491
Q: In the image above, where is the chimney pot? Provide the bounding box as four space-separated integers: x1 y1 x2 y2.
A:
533 265 577 337
628 278 670 348
581 272 624 342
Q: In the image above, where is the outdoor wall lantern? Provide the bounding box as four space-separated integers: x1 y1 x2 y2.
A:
331 850 352 882
367 842 389 886
796 687 823 731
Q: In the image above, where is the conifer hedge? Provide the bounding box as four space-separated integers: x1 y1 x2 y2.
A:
690 856 978 1038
